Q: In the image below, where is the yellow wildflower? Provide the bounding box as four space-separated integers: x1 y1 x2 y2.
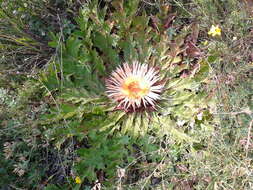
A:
203 40 208 46
208 25 221 37
75 176 82 184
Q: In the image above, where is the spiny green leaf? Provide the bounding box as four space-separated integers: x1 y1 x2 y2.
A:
194 60 210 82
66 36 82 58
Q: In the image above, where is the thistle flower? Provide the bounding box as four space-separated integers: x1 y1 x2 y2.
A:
106 62 164 111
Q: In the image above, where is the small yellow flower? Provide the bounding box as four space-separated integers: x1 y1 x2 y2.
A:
75 176 82 184
203 40 208 46
208 25 221 37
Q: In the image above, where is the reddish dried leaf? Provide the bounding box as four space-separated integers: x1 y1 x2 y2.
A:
169 42 183 57
186 41 203 58
164 13 177 29
96 169 105 182
190 22 199 44
150 16 159 32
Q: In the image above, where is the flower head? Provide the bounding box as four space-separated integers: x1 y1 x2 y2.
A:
75 176 82 184
208 25 221 37
106 62 164 111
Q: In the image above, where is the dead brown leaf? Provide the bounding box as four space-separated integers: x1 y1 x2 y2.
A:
164 13 177 29
241 0 253 15
190 22 199 44
150 16 159 32
185 41 203 58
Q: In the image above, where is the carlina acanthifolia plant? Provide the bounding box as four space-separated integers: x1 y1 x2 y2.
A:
106 61 165 112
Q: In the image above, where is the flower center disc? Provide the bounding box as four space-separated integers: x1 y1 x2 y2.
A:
121 78 150 100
